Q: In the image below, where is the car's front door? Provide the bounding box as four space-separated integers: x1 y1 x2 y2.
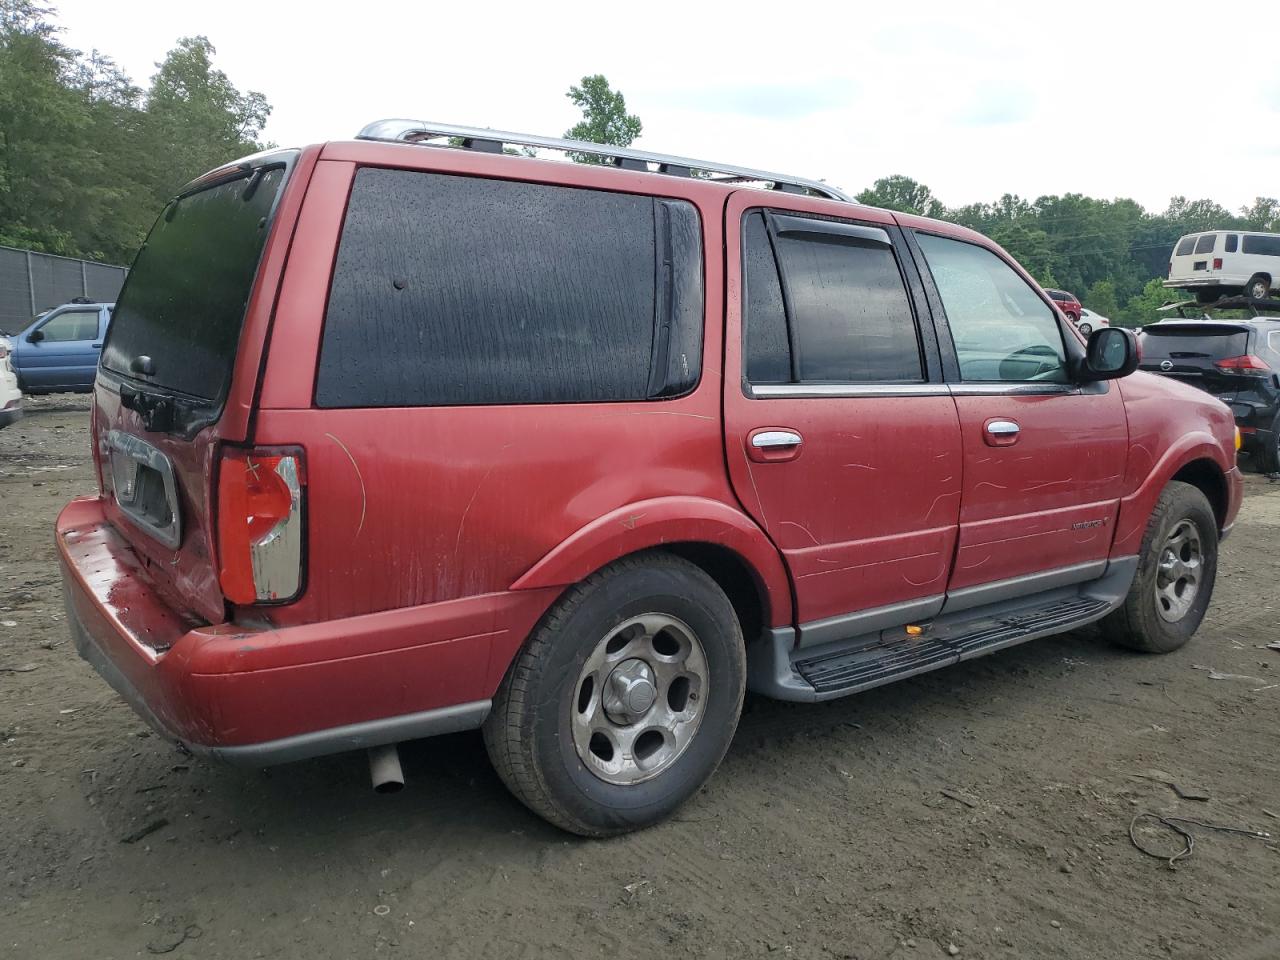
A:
907 230 1129 610
17 307 103 391
722 193 963 645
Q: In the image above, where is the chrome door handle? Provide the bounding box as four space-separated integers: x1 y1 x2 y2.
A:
985 420 1019 437
751 430 803 449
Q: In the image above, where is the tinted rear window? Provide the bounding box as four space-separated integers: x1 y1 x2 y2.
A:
1141 327 1249 360
102 162 290 402
1174 237 1196 256
1193 234 1217 254
316 169 703 408
1242 235 1280 257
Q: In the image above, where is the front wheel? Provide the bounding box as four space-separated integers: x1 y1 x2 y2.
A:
484 553 745 836
1101 481 1218 653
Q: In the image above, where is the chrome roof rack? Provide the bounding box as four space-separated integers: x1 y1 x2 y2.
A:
356 119 852 202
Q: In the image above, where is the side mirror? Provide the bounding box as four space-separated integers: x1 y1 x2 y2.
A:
1080 327 1138 381
27 329 44 344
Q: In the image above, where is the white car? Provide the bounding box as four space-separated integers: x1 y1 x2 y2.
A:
0 335 23 428
1164 230 1280 302
1076 308 1110 336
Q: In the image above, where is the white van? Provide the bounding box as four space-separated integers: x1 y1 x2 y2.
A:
1164 230 1280 301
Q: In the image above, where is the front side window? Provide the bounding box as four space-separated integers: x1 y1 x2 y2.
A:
915 233 1068 383
37 310 99 342
742 211 923 384
317 170 703 407
1194 234 1217 255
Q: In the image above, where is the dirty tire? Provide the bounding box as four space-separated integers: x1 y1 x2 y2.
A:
483 553 745 837
1245 275 1271 300
1102 481 1218 653
1256 412 1280 475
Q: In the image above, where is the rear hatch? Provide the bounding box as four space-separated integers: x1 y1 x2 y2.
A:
93 153 298 626
1138 322 1252 402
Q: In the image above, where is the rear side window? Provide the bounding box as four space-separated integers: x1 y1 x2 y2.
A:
1175 237 1196 256
1242 235 1280 257
38 310 99 342
741 211 923 384
1225 234 1239 253
1194 234 1217 255
317 170 703 407
103 162 290 402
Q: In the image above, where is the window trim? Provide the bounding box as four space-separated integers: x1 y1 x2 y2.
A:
741 207 935 393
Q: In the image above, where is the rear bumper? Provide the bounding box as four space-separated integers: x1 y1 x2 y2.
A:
57 496 556 765
0 405 21 428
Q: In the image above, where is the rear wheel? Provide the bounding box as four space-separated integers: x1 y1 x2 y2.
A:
1102 481 1218 653
1194 288 1223 305
1256 412 1280 474
484 553 745 836
1246 275 1271 300
1078 322 1092 336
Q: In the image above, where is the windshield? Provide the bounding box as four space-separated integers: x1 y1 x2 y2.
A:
101 157 293 402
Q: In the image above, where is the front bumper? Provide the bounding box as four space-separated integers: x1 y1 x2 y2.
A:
58 497 555 765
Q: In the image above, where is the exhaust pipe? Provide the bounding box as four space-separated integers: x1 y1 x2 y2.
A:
368 744 404 794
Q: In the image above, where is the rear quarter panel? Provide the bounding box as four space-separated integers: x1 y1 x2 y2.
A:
253 148 790 688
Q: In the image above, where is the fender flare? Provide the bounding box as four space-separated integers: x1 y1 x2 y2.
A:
510 496 794 627
1112 431 1231 556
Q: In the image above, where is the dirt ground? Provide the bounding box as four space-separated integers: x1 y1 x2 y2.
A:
2 396 1278 960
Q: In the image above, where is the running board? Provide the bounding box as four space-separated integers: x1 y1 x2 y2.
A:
747 557 1137 703
796 596 1109 695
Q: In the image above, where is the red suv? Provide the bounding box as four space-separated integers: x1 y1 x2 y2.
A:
58 121 1243 836
1044 288 1082 323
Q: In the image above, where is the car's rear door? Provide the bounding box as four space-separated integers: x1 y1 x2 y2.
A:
722 193 962 642
906 229 1129 608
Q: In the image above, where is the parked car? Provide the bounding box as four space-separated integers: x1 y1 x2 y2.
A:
57 122 1242 837
0 334 22 428
1139 316 1280 472
8 299 113 393
1076 308 1110 336
1164 230 1280 302
1043 288 1082 322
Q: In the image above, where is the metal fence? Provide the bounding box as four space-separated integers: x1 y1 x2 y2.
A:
0 245 129 333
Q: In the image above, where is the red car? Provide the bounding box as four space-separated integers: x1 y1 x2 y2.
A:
1044 287 1082 323
59 121 1243 836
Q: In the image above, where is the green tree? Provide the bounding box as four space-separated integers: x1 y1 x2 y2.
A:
144 36 270 194
1084 279 1120 320
1117 277 1178 328
564 74 641 163
855 175 946 219
1240 196 1279 231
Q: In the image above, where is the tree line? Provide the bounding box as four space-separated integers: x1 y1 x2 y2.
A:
855 176 1279 326
0 0 268 264
2 3 1274 327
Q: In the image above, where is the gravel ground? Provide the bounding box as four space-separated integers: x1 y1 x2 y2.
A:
2 395 1278 960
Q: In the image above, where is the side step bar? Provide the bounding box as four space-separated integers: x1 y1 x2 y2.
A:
748 557 1138 703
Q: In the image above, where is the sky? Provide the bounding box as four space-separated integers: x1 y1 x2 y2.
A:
52 0 1280 214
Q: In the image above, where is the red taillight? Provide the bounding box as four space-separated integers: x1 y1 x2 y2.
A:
1167 262 1172 278
217 447 305 605
1213 355 1271 376
1213 258 1223 270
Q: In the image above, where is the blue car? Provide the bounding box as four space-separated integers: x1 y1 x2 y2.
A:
6 300 113 394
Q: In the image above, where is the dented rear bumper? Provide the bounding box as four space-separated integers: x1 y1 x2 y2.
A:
57 496 555 765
